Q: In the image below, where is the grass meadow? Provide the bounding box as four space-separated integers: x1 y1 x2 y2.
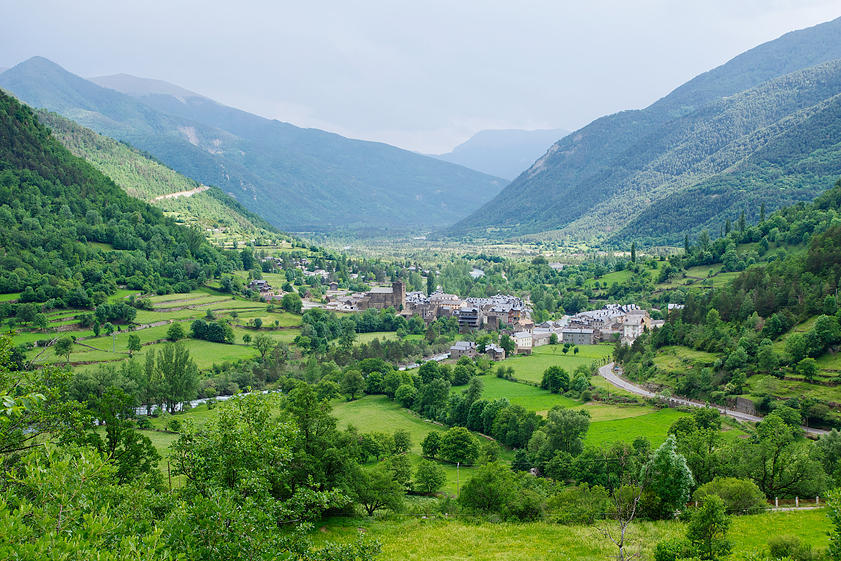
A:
316 508 831 561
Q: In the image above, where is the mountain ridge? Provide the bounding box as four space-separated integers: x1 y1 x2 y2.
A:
434 128 569 180
0 57 505 232
449 15 841 242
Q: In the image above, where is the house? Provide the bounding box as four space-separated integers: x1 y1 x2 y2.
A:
485 343 506 361
248 279 272 292
456 306 482 332
450 340 477 359
328 281 339 291
531 330 552 347
513 331 533 355
562 328 595 346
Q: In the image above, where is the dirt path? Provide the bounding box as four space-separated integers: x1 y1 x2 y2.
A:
151 185 209 201
598 363 829 436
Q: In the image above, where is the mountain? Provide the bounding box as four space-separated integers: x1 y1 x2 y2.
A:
36 109 286 245
90 73 202 99
0 58 505 232
434 128 568 180
450 16 841 243
0 89 234 297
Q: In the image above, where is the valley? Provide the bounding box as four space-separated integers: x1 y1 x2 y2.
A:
3 8 841 561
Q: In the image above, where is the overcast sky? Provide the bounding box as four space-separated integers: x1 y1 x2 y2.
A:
2 1 841 153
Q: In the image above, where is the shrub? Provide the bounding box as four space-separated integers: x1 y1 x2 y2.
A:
166 418 182 433
693 477 766 514
768 535 815 561
653 538 696 561
545 484 610 525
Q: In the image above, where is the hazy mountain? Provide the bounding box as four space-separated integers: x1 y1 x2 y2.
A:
0 57 505 232
90 73 202 100
449 16 841 243
435 128 568 180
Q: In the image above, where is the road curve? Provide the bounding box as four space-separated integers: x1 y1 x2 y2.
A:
598 363 829 436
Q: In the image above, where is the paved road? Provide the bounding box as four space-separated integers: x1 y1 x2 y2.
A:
598 363 829 436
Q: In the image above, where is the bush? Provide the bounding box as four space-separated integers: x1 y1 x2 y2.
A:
545 484 610 525
767 535 815 561
166 418 182 433
693 477 766 514
653 538 697 561
135 417 152 430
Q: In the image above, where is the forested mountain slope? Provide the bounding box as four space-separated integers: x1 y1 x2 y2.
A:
0 90 235 297
450 16 841 242
37 110 286 245
0 58 505 231
434 128 569 180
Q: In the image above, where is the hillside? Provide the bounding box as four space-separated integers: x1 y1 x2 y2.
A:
0 89 235 297
36 110 286 246
434 128 568 180
0 58 505 232
449 16 841 243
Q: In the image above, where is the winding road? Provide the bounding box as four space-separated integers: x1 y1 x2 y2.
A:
598 363 829 436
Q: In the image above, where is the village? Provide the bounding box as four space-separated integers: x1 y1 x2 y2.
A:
247 260 667 362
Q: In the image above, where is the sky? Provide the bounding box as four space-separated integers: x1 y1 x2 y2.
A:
2 1 841 153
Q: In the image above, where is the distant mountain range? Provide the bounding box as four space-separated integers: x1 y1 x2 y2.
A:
0 58 505 232
449 16 841 245
434 128 568 180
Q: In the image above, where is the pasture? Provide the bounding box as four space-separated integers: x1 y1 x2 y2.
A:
316 508 832 561
500 344 614 384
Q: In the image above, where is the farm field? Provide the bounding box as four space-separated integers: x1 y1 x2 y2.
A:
330 396 481 494
501 344 614 384
316 508 832 561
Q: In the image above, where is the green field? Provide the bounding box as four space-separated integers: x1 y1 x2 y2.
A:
584 408 686 447
356 331 400 343
467 375 579 411
317 509 831 561
501 344 614 384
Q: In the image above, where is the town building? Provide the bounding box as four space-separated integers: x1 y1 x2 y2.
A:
449 340 477 359
562 328 595 346
356 281 406 311
513 331 533 355
485 343 506 361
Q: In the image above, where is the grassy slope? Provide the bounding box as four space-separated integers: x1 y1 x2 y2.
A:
37 110 284 245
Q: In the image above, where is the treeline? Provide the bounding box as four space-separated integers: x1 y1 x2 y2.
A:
0 91 244 304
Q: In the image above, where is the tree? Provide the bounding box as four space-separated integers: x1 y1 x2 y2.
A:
499 334 515 357
281 292 302 314
393 429 411 454
54 336 73 364
127 334 141 357
693 477 765 515
394 384 417 408
630 242 636 263
253 317 263 330
386 453 413 490
414 460 445 494
341 370 365 400
459 462 516 512
252 333 274 359
426 272 436 296
352 464 404 516
642 435 694 519
421 431 441 459
600 484 644 561
166 322 184 342
439 426 480 465
33 313 48 332
154 342 199 413
829 488 841 560
686 495 731 560
242 333 252 345
796 357 818 382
